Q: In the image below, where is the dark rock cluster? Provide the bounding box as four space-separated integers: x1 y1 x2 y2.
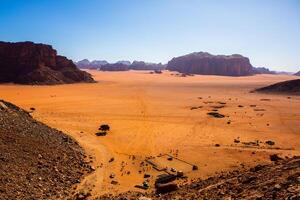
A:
0 99 92 199
0 41 95 84
167 52 254 76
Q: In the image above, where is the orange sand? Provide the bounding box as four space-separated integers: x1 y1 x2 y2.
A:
1 70 299 196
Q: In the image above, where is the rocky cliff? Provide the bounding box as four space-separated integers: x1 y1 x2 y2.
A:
294 71 300 76
0 41 95 84
167 52 254 76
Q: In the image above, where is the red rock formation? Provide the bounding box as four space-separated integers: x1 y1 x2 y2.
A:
0 41 95 84
167 52 254 76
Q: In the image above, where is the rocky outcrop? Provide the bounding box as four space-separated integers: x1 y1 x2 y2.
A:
167 52 254 76
255 79 300 95
294 71 300 76
0 41 95 84
0 99 92 199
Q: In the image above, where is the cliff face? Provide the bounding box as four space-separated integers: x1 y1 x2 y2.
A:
167 52 254 76
0 41 95 84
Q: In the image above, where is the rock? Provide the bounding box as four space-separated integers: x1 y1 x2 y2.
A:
234 139 240 143
109 157 114 162
111 180 118 185
166 52 254 76
109 173 115 179
0 41 95 84
95 131 107 136
99 124 110 131
274 184 281 190
270 154 282 162
192 165 198 170
207 112 225 118
144 174 151 178
215 144 220 147
155 183 178 194
138 197 152 200
265 140 275 146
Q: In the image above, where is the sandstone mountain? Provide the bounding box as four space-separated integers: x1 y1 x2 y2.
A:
294 71 300 76
0 41 95 84
167 52 254 76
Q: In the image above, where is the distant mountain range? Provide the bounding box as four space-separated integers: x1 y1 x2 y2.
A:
76 53 296 76
75 59 166 71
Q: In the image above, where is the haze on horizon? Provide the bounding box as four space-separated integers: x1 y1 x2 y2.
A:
0 0 299 72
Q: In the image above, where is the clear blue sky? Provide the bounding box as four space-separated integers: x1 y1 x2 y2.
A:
0 0 299 72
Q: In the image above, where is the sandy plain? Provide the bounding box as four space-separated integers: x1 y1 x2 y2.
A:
0 70 299 196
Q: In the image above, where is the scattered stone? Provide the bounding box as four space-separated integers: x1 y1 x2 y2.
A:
99 124 110 131
270 154 282 162
215 144 220 147
144 174 151 178
95 131 107 136
207 112 225 118
111 180 118 185
192 165 198 170
265 140 275 146
109 173 115 179
109 157 114 162
234 138 240 143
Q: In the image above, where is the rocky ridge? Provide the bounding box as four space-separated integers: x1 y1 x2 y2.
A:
0 99 92 199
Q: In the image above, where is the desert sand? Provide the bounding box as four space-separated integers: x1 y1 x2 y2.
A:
1 70 299 196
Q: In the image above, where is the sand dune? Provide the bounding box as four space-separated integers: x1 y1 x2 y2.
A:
0 70 299 196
